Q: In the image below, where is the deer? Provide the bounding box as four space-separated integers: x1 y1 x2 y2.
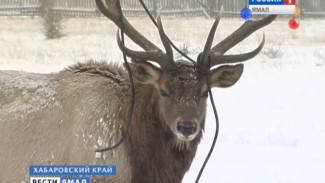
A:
0 0 276 182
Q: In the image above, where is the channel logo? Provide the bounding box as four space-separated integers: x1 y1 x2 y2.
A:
249 0 296 14
30 177 90 183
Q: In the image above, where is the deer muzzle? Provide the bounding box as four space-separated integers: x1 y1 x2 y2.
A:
177 121 197 137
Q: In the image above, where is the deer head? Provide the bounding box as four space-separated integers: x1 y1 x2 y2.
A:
95 0 276 147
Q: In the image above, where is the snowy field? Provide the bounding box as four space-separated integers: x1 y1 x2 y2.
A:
1 16 325 183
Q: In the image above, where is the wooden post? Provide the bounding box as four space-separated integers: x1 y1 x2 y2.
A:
19 0 23 16
152 0 157 17
207 0 216 16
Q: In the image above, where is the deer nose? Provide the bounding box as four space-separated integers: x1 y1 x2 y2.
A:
177 122 197 136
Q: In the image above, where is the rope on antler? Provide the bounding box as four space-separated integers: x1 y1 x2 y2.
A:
137 1 220 183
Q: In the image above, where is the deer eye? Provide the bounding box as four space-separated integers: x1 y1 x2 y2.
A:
201 90 209 98
159 89 170 97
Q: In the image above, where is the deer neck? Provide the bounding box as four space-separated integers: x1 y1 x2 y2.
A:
126 83 202 183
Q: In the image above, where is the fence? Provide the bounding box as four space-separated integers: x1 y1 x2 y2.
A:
0 0 324 18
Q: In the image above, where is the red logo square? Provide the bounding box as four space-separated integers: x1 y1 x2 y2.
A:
284 0 296 5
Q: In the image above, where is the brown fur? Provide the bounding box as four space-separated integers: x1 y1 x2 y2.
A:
0 61 202 183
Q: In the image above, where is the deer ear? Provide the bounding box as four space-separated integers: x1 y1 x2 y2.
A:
124 62 161 84
209 64 244 88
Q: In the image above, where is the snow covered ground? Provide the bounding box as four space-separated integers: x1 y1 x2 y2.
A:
184 65 325 183
1 16 324 183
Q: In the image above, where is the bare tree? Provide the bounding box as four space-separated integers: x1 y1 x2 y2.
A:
40 0 63 39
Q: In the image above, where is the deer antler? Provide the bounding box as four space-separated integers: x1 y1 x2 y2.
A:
96 0 174 69
198 14 277 68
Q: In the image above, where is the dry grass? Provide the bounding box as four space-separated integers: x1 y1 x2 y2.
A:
0 16 324 72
